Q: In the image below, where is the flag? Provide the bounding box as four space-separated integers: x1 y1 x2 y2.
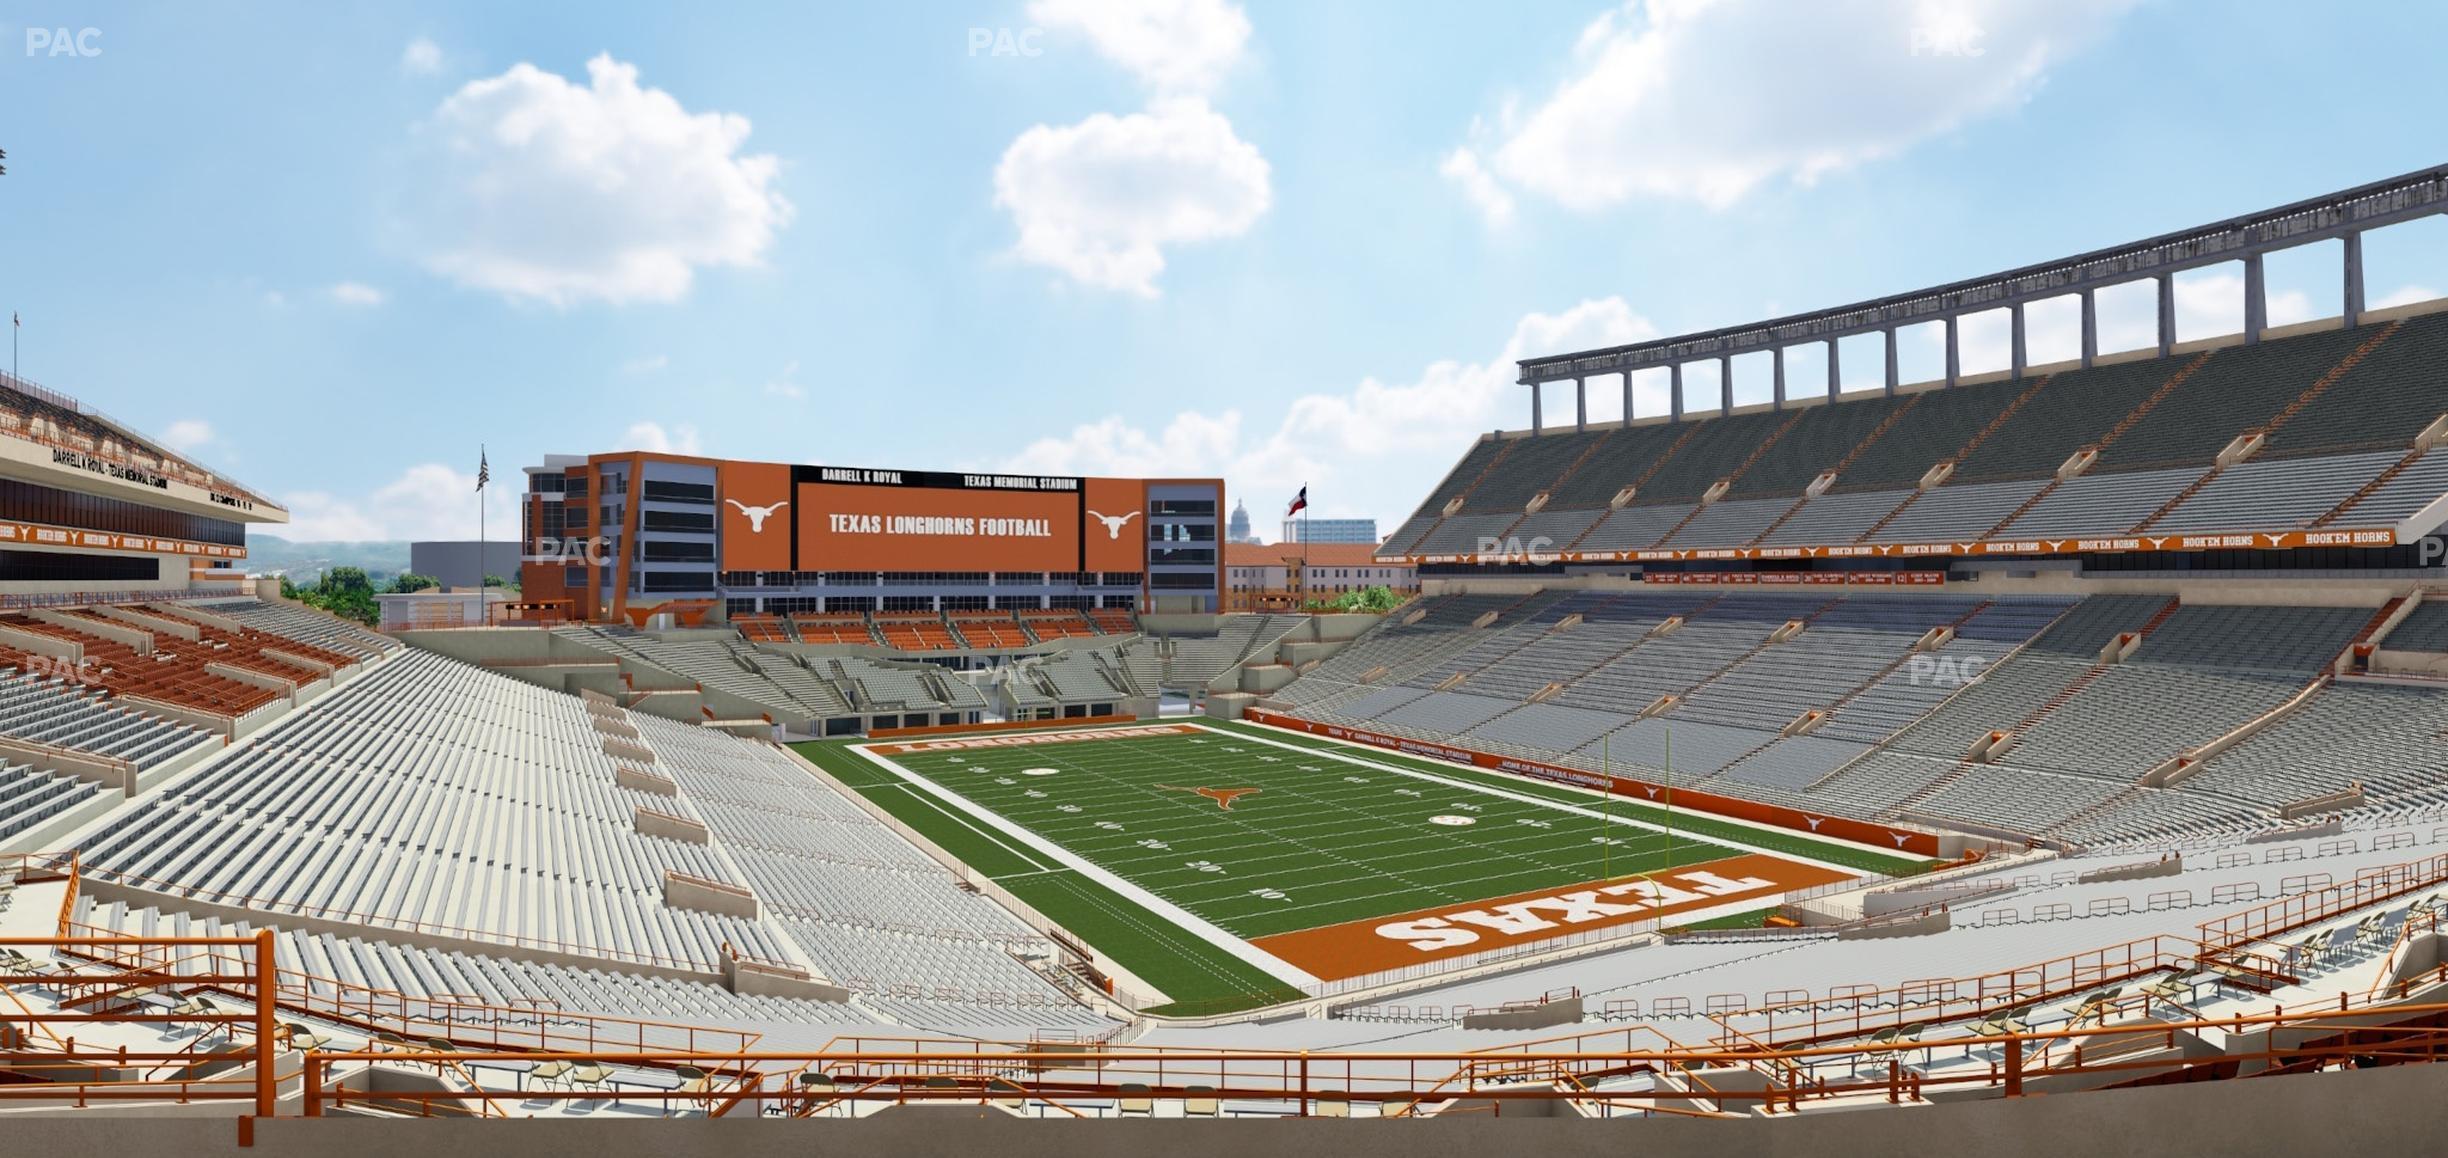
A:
476 447 489 493
1284 485 1307 519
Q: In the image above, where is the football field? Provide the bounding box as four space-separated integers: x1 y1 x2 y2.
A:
796 720 1931 1015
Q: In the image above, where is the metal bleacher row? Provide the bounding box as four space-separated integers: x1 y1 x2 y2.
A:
1264 586 2438 846
72 650 793 971
52 642 1116 1030
0 667 213 769
1382 310 2448 559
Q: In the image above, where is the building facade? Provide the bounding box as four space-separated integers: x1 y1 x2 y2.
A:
1280 517 1378 545
0 370 279 603
520 452 1223 623
407 541 524 591
1223 542 1416 611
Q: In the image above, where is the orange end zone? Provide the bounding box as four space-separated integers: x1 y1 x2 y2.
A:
1248 853 1854 981
865 722 1205 757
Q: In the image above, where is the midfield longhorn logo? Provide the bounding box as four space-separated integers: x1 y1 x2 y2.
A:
1156 784 1262 811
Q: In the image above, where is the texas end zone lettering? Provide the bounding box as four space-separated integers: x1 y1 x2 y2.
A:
1247 853 1854 981
1375 868 1779 952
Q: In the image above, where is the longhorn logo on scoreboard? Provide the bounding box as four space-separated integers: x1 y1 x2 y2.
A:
718 461 795 572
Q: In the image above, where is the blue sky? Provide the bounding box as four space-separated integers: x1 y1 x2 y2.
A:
2 0 2444 543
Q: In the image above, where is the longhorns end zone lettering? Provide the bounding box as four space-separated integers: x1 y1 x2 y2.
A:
1372 868 1774 952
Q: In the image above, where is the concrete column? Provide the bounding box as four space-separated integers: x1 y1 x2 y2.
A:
1943 316 1960 387
2243 252 2266 344
1883 328 1899 395
1622 371 1635 425
1670 363 1685 421
2157 273 2176 357
2343 230 2366 328
1772 347 1786 410
1827 340 1841 400
2080 290 2098 368
2010 304 2028 379
1575 376 1587 431
1719 355 1733 416
1530 382 1542 433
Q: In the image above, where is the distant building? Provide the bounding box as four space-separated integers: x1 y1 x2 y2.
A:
410 541 525 591
1280 517 1376 545
1223 542 1416 612
1227 500 1256 544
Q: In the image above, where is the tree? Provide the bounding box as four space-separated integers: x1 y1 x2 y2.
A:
1307 585 1405 614
387 573 439 595
297 566 379 626
482 573 517 592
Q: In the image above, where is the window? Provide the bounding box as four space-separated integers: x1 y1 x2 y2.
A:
639 570 715 592
641 540 715 562
0 549 159 583
641 509 714 533
642 480 715 504
0 477 246 546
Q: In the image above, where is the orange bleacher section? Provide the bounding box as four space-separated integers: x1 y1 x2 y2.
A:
1 614 282 717
949 613 1031 649
731 614 791 643
1020 610 1099 641
749 608 1139 650
872 613 960 651
786 614 879 646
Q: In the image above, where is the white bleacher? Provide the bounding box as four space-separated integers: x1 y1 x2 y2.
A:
70 649 790 970
0 668 213 767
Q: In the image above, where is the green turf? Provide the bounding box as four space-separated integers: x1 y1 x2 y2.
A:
789 738 1304 1015
868 728 1753 940
791 721 1927 1017
1206 720 1935 877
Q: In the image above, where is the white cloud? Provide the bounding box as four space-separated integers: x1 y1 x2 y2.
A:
409 54 792 306
280 463 520 542
327 281 386 307
762 359 804 400
1440 147 1515 228
620 421 704 456
621 353 669 374
1027 0 1251 95
994 99 1271 297
1467 0 2134 214
160 420 215 452
401 37 443 75
2375 284 2442 310
999 298 1655 523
